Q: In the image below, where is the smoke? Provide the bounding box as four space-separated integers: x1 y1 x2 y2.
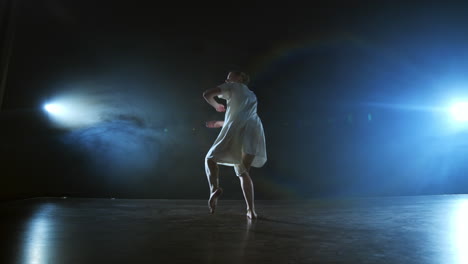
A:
66 119 165 176
54 80 175 177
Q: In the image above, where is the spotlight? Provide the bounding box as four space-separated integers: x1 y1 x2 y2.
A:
450 102 468 122
44 103 64 115
42 96 101 128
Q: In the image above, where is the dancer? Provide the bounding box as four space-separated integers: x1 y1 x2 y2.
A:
203 71 267 219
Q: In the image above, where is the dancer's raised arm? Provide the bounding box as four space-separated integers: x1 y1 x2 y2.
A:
203 87 225 112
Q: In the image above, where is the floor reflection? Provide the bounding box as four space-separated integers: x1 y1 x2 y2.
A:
22 203 56 264
3 196 468 263
453 199 468 264
239 218 255 260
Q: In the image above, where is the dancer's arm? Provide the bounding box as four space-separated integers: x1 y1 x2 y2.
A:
206 120 224 128
203 87 225 112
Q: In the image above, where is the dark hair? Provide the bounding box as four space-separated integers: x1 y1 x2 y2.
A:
230 71 250 85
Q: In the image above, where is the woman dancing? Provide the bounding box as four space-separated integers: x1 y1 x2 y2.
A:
203 71 267 219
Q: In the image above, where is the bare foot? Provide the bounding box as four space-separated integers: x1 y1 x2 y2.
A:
208 188 223 214
246 209 257 219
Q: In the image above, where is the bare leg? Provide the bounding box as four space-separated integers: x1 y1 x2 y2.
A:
239 171 257 219
205 158 223 214
238 153 257 219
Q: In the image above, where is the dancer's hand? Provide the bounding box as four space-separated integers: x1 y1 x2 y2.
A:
215 104 226 112
206 121 224 128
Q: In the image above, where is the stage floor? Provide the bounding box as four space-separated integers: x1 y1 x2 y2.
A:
1 195 467 263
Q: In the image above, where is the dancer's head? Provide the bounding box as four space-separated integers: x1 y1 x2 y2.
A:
226 71 250 85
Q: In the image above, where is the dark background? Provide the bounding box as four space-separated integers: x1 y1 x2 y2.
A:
2 0 468 201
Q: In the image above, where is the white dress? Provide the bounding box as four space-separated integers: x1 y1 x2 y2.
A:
205 82 267 169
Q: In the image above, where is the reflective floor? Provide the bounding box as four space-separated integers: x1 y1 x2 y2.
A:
1 195 468 263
